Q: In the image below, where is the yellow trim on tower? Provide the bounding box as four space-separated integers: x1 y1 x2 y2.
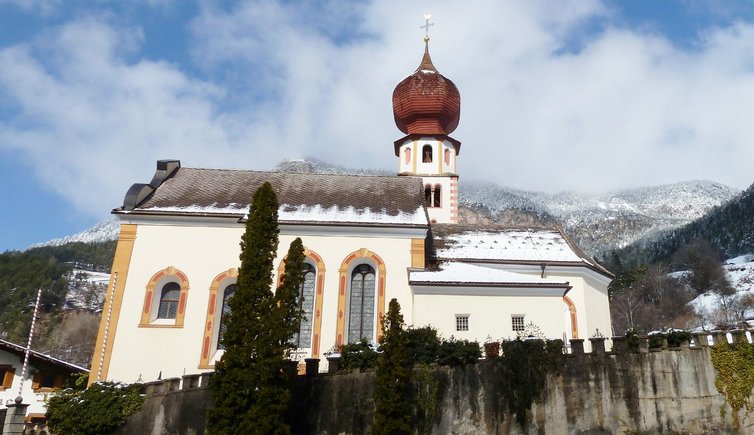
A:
412 140 418 174
88 223 137 386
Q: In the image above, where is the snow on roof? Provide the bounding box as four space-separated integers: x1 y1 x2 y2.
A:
0 339 90 373
434 227 583 263
410 262 569 287
120 167 429 227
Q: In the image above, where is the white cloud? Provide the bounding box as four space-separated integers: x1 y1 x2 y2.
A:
2 0 754 220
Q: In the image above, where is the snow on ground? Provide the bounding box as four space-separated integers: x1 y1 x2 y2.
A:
65 269 110 311
690 254 754 326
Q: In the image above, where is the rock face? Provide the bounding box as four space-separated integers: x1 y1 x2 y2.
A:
118 345 753 434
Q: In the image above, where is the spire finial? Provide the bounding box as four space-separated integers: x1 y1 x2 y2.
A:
420 14 434 43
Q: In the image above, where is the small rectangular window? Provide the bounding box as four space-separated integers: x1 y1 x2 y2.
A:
1 365 15 389
512 315 525 332
456 314 469 332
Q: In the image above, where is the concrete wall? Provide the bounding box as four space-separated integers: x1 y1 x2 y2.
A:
117 338 754 434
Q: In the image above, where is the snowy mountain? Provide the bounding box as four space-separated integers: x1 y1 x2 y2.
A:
459 179 740 255
28 218 119 249
690 254 754 327
29 159 740 257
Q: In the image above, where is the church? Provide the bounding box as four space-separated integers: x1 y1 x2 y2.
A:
89 37 613 383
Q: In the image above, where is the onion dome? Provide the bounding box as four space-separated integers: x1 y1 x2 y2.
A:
392 40 461 136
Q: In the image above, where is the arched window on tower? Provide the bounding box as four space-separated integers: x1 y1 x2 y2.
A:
217 284 236 350
157 282 181 319
422 145 433 163
424 185 433 207
293 263 317 349
434 184 442 207
444 148 451 166
404 147 411 165
348 264 376 343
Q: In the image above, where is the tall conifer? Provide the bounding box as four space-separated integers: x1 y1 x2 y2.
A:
374 298 413 434
209 182 292 435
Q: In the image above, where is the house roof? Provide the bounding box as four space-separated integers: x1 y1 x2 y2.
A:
0 339 89 373
430 224 613 278
115 162 429 227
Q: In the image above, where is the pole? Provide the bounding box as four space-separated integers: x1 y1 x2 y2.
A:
17 287 42 402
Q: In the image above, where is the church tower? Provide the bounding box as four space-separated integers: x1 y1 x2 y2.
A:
392 35 461 224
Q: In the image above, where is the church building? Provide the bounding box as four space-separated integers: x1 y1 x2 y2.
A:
89 38 613 384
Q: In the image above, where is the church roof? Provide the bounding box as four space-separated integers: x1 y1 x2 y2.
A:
409 262 570 288
430 225 612 277
115 163 429 227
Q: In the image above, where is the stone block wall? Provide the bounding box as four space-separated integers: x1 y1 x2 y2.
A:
116 332 754 434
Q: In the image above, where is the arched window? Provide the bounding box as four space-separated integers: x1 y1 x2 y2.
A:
293 263 317 349
444 148 451 165
157 282 181 319
422 145 433 163
434 184 442 207
348 264 376 343
404 147 411 164
424 185 432 207
217 284 236 350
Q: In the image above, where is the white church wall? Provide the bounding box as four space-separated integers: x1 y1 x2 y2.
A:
411 291 568 343
105 220 421 383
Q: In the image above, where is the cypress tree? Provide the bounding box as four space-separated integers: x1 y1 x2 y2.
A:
373 298 413 435
208 182 291 435
274 237 306 352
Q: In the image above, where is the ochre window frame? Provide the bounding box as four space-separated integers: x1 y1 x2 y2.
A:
139 266 190 328
0 364 15 390
198 268 238 369
336 248 386 348
276 248 327 359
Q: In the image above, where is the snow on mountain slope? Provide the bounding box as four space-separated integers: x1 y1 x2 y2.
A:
690 254 754 326
29 158 740 257
28 219 119 249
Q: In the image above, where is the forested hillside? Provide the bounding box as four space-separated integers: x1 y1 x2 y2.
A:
614 182 754 267
0 241 115 366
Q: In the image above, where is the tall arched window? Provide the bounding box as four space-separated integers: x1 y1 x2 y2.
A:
157 282 181 319
434 184 442 207
348 264 376 343
293 263 317 349
422 145 433 162
424 185 432 207
404 147 411 164
217 284 236 350
444 148 451 165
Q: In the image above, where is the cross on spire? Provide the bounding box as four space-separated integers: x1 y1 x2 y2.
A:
420 14 434 42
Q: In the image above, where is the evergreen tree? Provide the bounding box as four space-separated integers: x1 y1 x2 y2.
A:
209 182 301 435
274 237 306 352
373 298 413 435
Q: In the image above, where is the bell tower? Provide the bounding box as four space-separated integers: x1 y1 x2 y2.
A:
392 22 461 224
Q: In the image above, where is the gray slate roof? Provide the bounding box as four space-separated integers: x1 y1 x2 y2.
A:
116 163 429 227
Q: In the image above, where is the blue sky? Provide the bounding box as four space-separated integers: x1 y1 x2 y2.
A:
3 0 754 251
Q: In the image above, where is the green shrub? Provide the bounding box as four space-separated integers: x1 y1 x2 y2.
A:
339 339 379 371
437 339 481 366
648 333 665 349
666 329 691 347
624 328 641 352
46 381 144 435
405 326 441 365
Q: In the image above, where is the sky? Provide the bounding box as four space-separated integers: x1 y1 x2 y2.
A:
2 0 754 251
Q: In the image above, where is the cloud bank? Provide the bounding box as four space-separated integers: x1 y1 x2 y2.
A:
1 0 754 220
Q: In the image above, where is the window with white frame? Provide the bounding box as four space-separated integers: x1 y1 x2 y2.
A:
217 284 236 350
512 315 525 332
157 282 181 319
456 314 469 331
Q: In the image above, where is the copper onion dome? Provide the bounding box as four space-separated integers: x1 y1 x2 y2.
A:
392 41 461 136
